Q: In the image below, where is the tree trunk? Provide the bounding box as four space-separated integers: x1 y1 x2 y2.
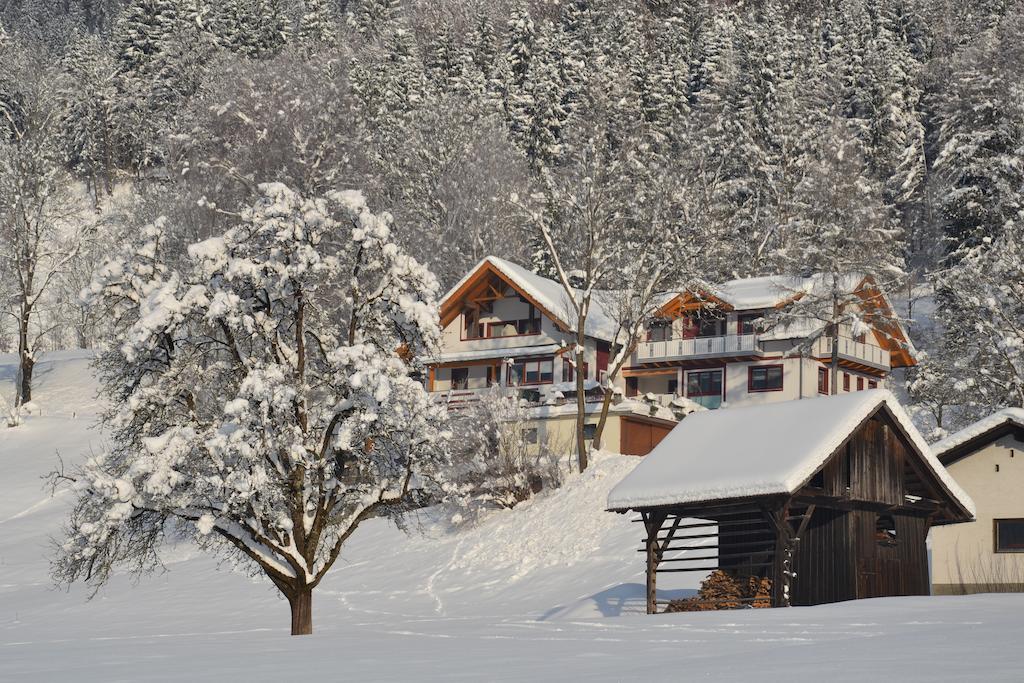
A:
591 388 614 451
289 587 313 636
574 339 588 473
16 307 33 407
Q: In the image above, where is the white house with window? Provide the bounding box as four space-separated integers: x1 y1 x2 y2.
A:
428 257 916 453
930 409 1024 594
623 274 914 410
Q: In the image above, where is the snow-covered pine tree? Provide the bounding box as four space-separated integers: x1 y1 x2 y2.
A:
924 217 1024 425
297 0 338 50
53 183 450 635
348 0 401 39
57 35 119 199
932 7 1024 248
216 0 289 58
112 0 180 79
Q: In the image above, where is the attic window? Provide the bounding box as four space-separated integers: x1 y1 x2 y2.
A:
875 514 897 546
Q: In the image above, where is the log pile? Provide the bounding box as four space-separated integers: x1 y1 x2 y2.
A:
664 570 772 612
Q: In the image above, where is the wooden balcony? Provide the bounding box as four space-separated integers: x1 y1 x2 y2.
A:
635 334 760 364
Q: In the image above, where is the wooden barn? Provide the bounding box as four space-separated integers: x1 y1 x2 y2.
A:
606 391 975 613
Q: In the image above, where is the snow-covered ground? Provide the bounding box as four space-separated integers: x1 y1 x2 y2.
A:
1 352 1021 681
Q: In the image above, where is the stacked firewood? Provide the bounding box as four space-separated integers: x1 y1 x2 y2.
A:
664 570 772 612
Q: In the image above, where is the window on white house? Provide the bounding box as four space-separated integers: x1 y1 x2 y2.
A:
818 367 829 394
509 357 554 385
995 519 1024 553
451 367 469 390
749 365 783 392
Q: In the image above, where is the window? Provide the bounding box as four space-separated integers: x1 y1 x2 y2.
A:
451 367 469 390
626 377 638 397
843 373 850 392
748 365 783 392
561 360 589 383
486 366 496 387
818 367 829 394
523 427 538 445
868 380 878 389
509 357 554 386
687 370 723 397
462 312 484 339
485 317 541 338
646 319 673 342
737 312 762 335
857 377 864 391
875 515 897 547
583 423 597 440
696 313 725 338
995 519 1024 553
668 379 678 396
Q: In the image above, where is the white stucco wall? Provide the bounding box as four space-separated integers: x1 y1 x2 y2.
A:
931 434 1024 593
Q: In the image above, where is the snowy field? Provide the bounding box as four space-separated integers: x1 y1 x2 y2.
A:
1 352 1022 682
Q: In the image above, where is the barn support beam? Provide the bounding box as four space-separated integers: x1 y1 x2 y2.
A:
642 511 668 614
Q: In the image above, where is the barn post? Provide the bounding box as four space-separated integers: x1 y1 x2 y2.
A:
768 502 794 608
643 511 668 614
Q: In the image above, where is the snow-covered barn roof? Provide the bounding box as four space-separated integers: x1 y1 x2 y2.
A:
439 257 619 342
607 390 974 518
932 408 1024 466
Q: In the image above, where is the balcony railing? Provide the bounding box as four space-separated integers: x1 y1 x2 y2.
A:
636 334 759 363
813 336 890 369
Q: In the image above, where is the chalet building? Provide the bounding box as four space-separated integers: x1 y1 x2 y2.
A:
930 409 1024 594
429 257 916 455
626 274 916 409
606 391 975 612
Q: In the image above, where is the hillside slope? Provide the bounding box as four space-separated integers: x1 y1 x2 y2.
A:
0 352 1021 682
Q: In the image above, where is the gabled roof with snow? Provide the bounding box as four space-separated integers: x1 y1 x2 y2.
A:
607 390 974 519
932 408 1024 466
439 256 619 342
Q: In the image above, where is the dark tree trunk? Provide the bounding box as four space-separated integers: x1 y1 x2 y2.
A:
17 307 33 406
289 587 313 636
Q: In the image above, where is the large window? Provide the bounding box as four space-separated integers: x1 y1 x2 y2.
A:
485 317 541 338
509 357 554 386
687 370 723 397
687 369 723 409
748 365 784 392
451 367 469 390
995 519 1024 553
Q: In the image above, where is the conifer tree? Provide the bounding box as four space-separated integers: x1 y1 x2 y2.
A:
297 0 338 49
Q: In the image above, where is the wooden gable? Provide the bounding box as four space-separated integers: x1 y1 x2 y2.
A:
796 405 970 523
439 261 568 333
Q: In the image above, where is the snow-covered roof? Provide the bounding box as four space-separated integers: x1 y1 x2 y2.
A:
440 257 619 342
697 272 868 312
607 390 975 518
931 408 1024 462
433 344 562 364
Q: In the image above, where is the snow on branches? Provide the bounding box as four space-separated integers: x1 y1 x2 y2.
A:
53 183 450 634
924 223 1024 424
